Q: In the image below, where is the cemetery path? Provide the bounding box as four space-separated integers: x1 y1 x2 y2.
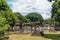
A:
9 38 16 40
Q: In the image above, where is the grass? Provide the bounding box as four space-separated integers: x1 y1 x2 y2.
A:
9 31 60 40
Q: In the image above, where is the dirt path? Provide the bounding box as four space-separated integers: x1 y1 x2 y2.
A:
9 38 16 40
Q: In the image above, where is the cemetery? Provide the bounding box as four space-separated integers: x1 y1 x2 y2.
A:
0 0 60 40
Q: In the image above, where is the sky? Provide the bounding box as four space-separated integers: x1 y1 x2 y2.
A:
7 0 53 19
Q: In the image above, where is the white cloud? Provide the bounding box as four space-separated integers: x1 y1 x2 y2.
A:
7 0 53 19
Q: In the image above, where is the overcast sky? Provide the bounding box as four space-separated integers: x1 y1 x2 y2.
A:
7 0 53 19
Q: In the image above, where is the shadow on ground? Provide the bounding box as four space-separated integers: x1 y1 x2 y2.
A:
31 33 60 40
44 34 60 40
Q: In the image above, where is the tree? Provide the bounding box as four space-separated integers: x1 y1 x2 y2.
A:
0 0 9 11
48 0 53 2
0 0 17 38
0 16 10 35
43 18 54 26
52 0 60 26
25 12 43 23
14 12 29 23
48 0 57 2
0 0 17 26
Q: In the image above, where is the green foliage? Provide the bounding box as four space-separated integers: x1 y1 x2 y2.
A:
48 0 57 2
52 0 60 26
25 12 43 23
0 0 17 26
14 12 29 23
43 18 50 24
48 0 52 2
0 16 10 33
0 0 9 11
43 18 53 25
0 0 17 36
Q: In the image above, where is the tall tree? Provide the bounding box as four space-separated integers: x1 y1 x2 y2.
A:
0 16 10 35
25 12 43 23
48 0 57 2
14 12 29 23
0 0 17 37
52 0 60 26
0 0 17 26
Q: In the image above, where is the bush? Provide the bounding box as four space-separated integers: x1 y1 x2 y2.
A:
0 36 9 40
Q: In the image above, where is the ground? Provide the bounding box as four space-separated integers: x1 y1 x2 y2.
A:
8 31 60 40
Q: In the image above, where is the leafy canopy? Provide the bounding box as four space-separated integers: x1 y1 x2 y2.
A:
0 0 17 35
0 0 17 26
52 0 60 26
0 16 10 34
14 12 29 23
25 12 43 23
